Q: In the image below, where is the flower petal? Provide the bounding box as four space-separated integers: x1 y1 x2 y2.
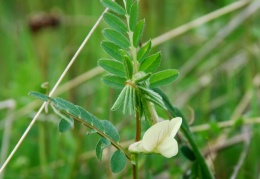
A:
169 117 182 138
128 140 149 153
142 120 171 151
142 118 182 151
156 137 178 158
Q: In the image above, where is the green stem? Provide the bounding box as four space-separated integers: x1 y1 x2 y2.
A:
155 89 214 179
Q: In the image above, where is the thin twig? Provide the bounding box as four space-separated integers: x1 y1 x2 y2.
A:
0 8 109 174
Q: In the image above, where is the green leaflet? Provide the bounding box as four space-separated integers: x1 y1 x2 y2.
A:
102 75 126 89
28 91 49 102
101 41 123 62
100 0 125 15
129 1 138 31
77 105 104 132
76 105 93 124
100 120 120 142
111 86 127 111
133 19 145 48
96 137 111 161
138 86 166 109
98 58 125 76
123 56 133 79
149 69 179 88
123 0 132 14
102 29 130 49
122 85 135 115
58 116 74 133
137 40 151 63
139 52 161 73
103 13 128 34
110 150 126 173
51 97 80 117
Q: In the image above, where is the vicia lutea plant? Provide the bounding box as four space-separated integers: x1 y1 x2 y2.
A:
29 0 183 177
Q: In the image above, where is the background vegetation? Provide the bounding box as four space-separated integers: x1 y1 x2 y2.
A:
0 0 260 178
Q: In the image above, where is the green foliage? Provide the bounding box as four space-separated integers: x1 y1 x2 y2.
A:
149 69 179 88
110 150 127 173
129 1 138 31
29 91 128 172
101 41 124 62
100 120 120 142
138 86 166 109
102 29 130 49
137 40 152 63
139 52 161 73
102 75 126 89
58 117 74 133
123 85 135 114
100 0 125 15
111 86 128 111
98 58 125 76
123 56 133 79
28 91 49 102
103 13 128 34
133 19 145 48
180 145 196 161
124 0 132 14
96 137 111 161
3 0 259 178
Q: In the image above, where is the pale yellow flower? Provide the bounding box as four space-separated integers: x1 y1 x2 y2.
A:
128 117 182 158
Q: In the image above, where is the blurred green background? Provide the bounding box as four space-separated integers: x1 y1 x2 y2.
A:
0 0 260 178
